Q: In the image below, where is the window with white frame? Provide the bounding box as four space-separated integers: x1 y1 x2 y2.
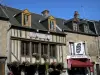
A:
73 23 78 31
84 24 89 33
69 42 86 55
69 42 75 55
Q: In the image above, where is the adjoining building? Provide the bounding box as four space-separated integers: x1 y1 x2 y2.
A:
56 11 100 75
0 4 100 75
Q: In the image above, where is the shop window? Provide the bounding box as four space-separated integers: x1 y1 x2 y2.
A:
41 44 48 55
32 42 39 54
50 44 56 58
21 41 30 56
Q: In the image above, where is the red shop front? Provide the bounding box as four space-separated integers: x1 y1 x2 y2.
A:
67 58 94 75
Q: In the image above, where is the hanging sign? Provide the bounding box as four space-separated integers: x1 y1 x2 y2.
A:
74 42 85 55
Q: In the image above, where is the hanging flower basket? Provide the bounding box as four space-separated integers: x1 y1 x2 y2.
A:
32 53 40 60
56 63 64 71
11 61 20 67
42 54 48 61
22 61 30 66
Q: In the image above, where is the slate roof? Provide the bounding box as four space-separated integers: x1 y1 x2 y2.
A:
0 5 9 20
0 4 99 36
95 21 100 35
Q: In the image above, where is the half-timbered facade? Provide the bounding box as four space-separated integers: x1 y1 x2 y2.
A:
9 26 66 64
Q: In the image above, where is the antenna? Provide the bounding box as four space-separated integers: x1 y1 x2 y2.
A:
81 5 86 19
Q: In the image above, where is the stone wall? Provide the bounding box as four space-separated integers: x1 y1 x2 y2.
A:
65 32 98 63
0 20 10 57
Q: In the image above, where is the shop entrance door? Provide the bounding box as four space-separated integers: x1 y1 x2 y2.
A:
68 67 88 75
0 63 5 75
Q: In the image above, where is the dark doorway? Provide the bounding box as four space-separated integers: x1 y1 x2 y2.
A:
68 67 88 75
96 64 100 75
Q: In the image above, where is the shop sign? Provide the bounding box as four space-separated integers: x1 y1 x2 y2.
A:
74 42 85 55
70 55 89 58
29 32 51 40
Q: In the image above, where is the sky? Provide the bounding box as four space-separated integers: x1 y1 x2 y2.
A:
1 0 100 20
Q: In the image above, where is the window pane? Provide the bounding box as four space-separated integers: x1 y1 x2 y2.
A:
32 42 39 54
84 25 88 33
41 44 48 55
69 42 74 55
26 42 30 55
24 14 29 25
21 41 30 56
21 41 25 56
50 20 54 30
73 23 78 31
50 44 56 57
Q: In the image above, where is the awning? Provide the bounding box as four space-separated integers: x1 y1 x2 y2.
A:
67 59 93 68
71 59 93 67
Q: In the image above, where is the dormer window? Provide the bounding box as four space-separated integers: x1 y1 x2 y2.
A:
84 24 89 33
50 20 55 30
48 16 56 31
73 22 78 31
24 14 29 25
22 9 31 27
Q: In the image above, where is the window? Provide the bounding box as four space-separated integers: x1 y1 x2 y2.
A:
32 42 39 54
41 44 48 55
23 14 29 26
84 24 89 33
24 14 29 25
73 22 78 31
69 42 75 55
50 44 56 58
50 20 55 31
21 41 30 56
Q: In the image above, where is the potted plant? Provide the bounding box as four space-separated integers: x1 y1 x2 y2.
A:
32 53 40 63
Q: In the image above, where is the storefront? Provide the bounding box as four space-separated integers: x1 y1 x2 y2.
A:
67 58 93 75
0 57 7 75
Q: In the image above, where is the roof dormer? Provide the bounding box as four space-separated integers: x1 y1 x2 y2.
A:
14 9 31 27
40 10 56 32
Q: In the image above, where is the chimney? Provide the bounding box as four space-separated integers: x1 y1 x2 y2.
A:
73 11 80 22
41 10 49 18
74 11 79 18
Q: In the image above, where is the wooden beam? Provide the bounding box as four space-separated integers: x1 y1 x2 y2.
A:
11 36 66 45
48 44 50 63
30 42 32 62
11 52 20 62
9 39 11 63
39 43 41 63
20 41 22 62
61 45 63 64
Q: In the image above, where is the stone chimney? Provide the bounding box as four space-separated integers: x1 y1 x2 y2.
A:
73 11 80 22
41 10 49 18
